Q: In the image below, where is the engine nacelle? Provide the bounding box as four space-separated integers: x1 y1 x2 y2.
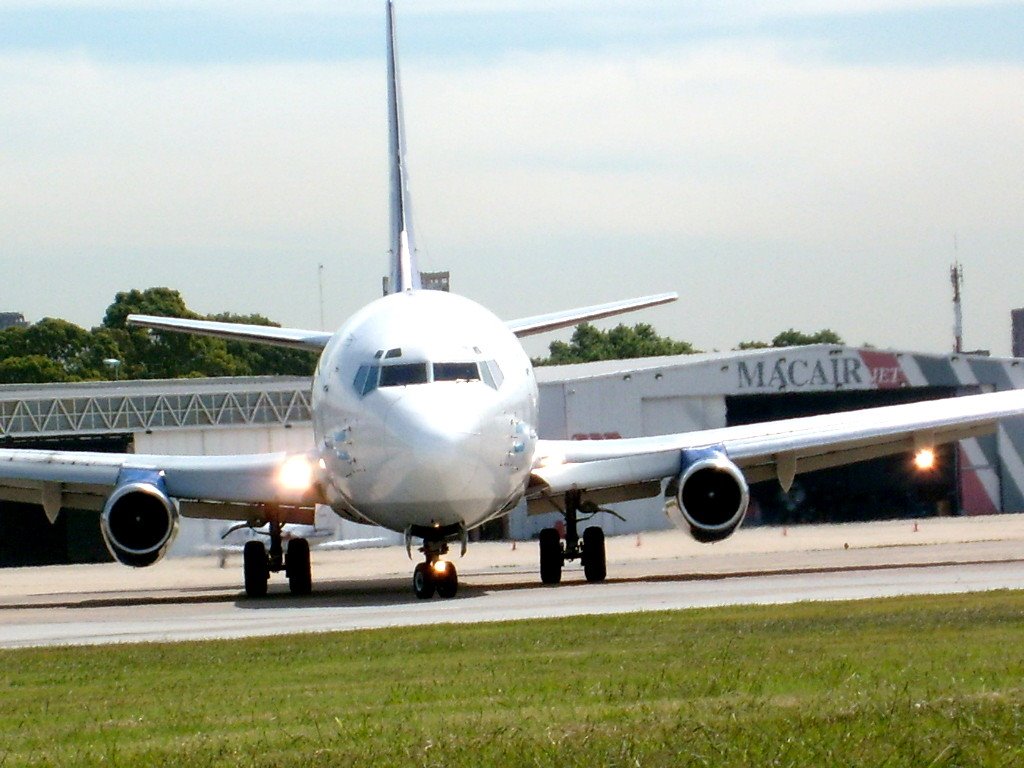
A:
100 478 179 568
665 448 749 543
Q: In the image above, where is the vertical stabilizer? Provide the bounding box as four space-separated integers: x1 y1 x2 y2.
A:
386 1 421 294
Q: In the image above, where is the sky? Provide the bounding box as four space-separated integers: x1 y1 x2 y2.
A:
1 0 1022 357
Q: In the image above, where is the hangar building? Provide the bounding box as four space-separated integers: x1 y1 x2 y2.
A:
2 344 1024 566
0 377 323 566
510 344 1024 539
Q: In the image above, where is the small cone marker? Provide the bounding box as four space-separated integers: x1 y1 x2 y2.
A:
511 541 517 550
912 522 919 533
782 527 788 537
635 533 642 547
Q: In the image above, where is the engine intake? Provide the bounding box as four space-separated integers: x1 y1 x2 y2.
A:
665 448 749 543
100 480 179 567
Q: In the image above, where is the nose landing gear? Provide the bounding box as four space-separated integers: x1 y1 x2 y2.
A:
412 540 459 599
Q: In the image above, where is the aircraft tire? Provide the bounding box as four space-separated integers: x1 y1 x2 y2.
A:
286 538 312 596
243 540 269 598
539 527 562 584
413 562 435 599
436 562 458 598
582 526 606 583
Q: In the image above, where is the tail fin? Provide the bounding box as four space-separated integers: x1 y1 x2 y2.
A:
386 0 421 294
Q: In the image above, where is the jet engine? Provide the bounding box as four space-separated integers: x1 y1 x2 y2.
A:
100 478 180 567
665 448 749 543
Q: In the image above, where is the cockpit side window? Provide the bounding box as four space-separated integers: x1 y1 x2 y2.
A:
379 363 429 387
353 364 379 396
433 362 480 382
482 360 504 390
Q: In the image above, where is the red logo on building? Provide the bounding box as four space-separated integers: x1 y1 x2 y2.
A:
858 350 909 389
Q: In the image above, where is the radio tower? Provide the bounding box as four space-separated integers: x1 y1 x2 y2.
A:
951 261 964 354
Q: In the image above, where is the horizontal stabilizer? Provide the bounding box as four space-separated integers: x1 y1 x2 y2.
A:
127 315 332 352
505 293 678 338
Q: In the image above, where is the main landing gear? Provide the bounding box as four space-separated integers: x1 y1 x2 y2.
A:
412 540 458 599
538 489 607 585
241 520 312 598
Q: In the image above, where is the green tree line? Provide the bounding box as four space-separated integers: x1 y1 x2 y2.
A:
0 288 847 383
532 323 845 366
0 288 317 384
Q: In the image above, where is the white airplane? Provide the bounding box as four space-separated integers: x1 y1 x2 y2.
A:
2 1 1024 600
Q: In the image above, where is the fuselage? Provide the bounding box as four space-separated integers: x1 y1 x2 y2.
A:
311 290 539 534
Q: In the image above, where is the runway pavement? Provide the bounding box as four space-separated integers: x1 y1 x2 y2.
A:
2 514 1024 649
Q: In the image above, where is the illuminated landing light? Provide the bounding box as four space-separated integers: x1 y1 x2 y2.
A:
278 455 315 492
432 560 449 574
914 448 936 471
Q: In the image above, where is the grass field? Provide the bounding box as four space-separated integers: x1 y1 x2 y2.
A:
2 591 1024 767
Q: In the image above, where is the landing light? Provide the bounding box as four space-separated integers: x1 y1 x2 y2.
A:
278 455 315 492
914 448 936 471
432 560 448 574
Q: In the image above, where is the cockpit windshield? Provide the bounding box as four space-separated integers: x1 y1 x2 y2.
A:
353 358 503 396
433 362 480 382
378 363 429 387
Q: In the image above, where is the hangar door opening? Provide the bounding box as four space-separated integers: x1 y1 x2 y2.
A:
726 388 969 525
0 434 131 567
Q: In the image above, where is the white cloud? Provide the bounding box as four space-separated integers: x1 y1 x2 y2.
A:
1 37 1021 354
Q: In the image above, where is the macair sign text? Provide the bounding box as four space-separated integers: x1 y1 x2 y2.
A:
736 356 866 391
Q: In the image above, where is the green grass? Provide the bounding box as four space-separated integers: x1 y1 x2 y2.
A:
3 592 1024 767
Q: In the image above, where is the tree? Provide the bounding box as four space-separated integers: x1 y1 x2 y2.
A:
23 318 97 379
534 323 699 366
0 287 318 384
0 318 124 382
102 287 195 329
737 328 845 350
0 355 71 384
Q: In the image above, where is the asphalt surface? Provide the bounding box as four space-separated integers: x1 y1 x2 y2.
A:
2 515 1024 648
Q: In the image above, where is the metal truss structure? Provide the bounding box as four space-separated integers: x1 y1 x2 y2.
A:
0 377 312 439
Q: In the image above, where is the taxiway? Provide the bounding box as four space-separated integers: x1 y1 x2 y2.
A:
2 515 1023 648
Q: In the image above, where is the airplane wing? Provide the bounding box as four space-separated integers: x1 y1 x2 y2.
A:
529 388 1024 503
505 293 678 338
0 449 325 523
126 315 332 352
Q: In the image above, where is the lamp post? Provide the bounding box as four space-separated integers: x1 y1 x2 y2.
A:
103 358 121 381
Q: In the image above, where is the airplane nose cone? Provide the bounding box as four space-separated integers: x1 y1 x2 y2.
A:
383 392 485 502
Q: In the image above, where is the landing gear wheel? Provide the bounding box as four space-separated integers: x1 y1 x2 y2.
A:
539 527 563 584
286 538 312 596
582 526 606 583
243 540 269 598
435 561 458 598
413 562 435 599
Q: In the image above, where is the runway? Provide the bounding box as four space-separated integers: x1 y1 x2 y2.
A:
3 515 1024 649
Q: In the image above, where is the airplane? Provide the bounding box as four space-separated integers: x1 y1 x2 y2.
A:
2 0 1024 601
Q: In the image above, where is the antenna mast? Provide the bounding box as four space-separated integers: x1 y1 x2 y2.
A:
951 260 963 354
